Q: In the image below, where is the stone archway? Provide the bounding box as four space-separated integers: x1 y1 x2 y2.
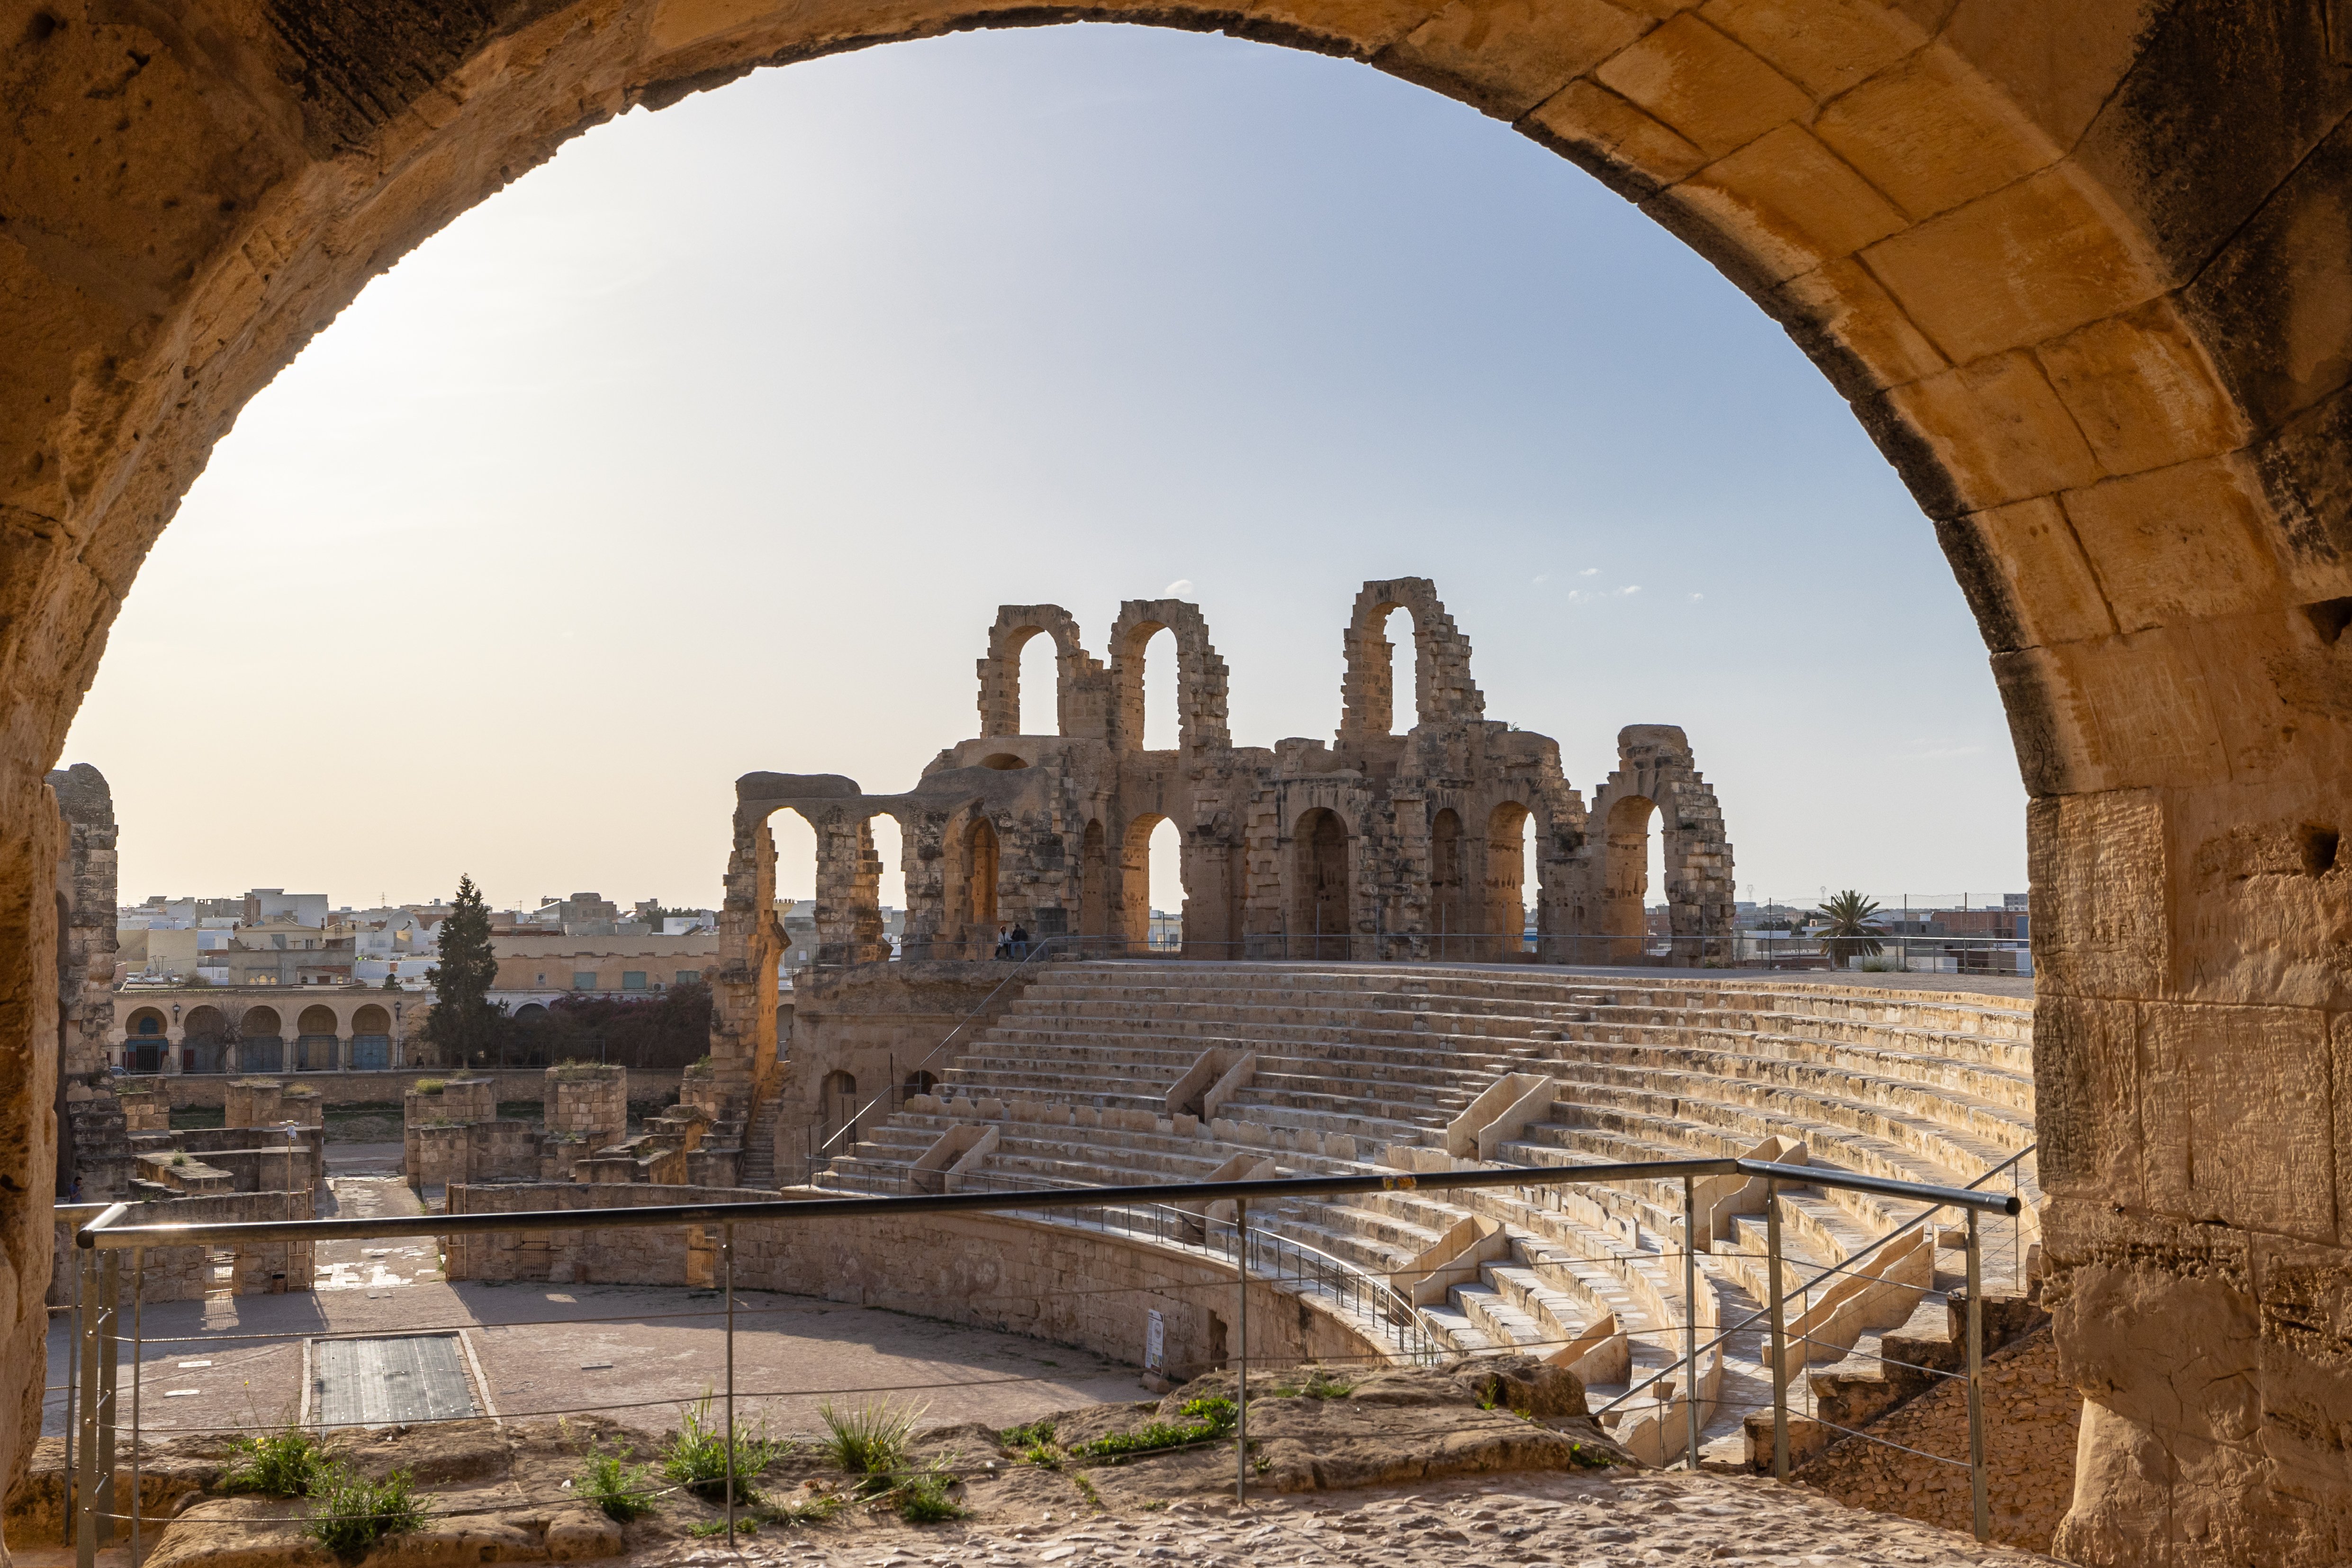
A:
1290 807 1353 960
8 6 2352 1558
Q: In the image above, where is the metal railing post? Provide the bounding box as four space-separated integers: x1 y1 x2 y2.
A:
1235 1198 1248 1504
1766 1178 1788 1481
1682 1175 1699 1470
722 1223 736 1543
74 1245 96 1568
63 1248 79 1542
77 1245 117 1568
1967 1208 1988 1542
130 1246 142 1567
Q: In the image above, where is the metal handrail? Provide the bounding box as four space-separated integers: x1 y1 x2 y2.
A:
75 1156 2017 1250
1589 1141 2038 1421
812 1158 1442 1361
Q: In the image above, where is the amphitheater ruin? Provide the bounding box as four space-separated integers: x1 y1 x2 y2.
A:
9 2 2352 1564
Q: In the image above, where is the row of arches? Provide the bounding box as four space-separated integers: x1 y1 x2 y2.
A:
988 580 1477 747
120 1001 399 1074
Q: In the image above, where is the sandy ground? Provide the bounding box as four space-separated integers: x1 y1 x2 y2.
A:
634 1465 2056 1568
45 1176 1141 1442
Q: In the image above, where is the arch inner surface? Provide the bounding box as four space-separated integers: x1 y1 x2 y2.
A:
8 2 2352 1561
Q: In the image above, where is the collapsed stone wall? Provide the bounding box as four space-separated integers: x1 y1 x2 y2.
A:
446 1182 1382 1381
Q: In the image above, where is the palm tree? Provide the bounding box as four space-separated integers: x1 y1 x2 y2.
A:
1818 890 1886 966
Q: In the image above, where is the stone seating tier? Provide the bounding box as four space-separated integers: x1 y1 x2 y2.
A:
820 962 2033 1445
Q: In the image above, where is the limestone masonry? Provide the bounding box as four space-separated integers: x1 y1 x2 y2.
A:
711 581 1732 1122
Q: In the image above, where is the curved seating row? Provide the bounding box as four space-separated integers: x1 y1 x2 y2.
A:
815 961 2037 1461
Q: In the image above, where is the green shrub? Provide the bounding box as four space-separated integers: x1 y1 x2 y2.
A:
999 1418 1060 1469
687 1518 755 1538
412 1079 445 1094
221 1429 324 1496
305 1463 426 1558
894 1470 966 1524
815 1397 921 1491
661 1388 788 1502
574 1446 658 1522
1066 1398 1236 1460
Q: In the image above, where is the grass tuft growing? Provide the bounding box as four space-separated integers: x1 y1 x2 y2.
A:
1066 1398 1236 1460
220 1428 324 1496
893 1469 967 1524
816 1396 922 1492
574 1444 659 1522
661 1388 790 1502
304 1463 426 1558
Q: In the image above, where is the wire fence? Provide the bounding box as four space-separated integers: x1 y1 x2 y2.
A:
59 1153 2022 1565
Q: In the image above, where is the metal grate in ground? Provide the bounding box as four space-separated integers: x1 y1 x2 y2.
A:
311 1334 477 1428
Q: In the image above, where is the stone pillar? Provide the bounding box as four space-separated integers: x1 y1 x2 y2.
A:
225 1079 283 1128
811 810 887 967
547 1063 627 1156
712 793 781 1122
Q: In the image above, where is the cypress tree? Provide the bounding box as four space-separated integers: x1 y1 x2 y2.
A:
424 874 502 1065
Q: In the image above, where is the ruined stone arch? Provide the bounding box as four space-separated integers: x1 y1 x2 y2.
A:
1339 578 1484 738
1108 600 1231 753
1571 726 1735 963
9 2 2352 1553
976 605 1106 740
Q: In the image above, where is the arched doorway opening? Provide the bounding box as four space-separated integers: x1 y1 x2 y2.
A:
124 1008 167 1076
1016 629 1057 737
182 1006 229 1077
1430 808 1467 959
1140 628 1179 751
352 1003 394 1071
963 816 1000 956
296 1004 340 1072
1603 794 1659 965
1290 808 1351 962
1486 802 1532 963
772 808 820 984
1120 814 1185 955
820 1069 860 1151
240 1006 285 1074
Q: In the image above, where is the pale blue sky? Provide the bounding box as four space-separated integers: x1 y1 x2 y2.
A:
66 24 2026 915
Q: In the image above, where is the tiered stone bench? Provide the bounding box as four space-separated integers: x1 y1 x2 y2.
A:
816 962 2037 1465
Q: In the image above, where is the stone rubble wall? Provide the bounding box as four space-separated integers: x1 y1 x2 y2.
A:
1793 1324 2078 1554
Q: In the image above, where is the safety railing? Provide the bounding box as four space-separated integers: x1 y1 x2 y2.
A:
63 1153 2020 1564
1588 1144 2036 1538
814 1156 1444 1363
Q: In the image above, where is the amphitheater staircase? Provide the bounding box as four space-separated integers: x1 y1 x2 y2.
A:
814 960 2039 1468
739 1097 782 1190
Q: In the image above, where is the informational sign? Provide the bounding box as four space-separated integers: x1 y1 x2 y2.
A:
1145 1309 1165 1372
